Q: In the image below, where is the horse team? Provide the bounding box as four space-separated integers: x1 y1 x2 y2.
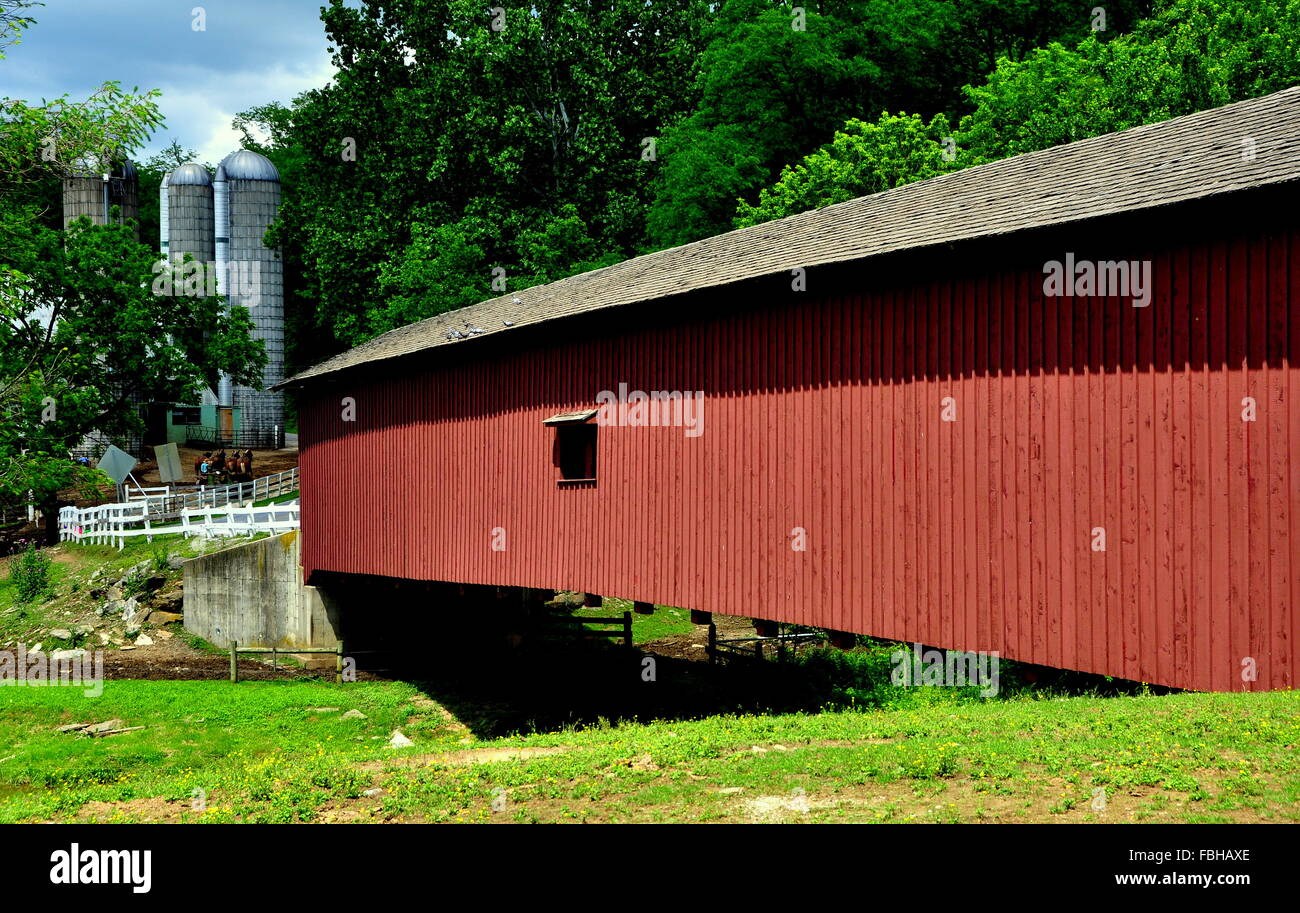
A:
196 449 254 485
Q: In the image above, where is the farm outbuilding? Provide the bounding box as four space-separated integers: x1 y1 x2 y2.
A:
278 88 1300 692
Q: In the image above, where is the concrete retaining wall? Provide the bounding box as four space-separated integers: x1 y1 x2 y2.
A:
183 532 341 649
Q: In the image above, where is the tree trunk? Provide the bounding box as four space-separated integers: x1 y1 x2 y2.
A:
38 497 60 546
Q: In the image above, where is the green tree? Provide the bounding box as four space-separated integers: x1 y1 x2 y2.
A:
0 1 38 53
1 216 265 537
374 216 492 333
646 1 882 247
742 0 1300 231
644 0 1153 248
259 0 710 357
957 0 1300 163
515 203 624 286
735 112 957 227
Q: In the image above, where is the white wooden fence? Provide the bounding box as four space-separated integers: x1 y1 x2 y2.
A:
176 504 301 539
59 490 300 549
121 468 299 517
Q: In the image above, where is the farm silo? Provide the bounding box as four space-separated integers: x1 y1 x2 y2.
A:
164 162 215 266
218 149 284 447
62 158 139 233
162 162 224 441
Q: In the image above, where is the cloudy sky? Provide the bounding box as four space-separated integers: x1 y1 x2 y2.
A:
4 0 341 165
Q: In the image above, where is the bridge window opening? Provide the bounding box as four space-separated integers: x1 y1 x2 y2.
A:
556 423 597 482
544 409 599 484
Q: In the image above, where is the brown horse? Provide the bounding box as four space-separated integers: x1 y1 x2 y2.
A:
211 450 228 484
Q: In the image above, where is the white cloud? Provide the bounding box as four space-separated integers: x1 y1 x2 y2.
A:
146 54 335 166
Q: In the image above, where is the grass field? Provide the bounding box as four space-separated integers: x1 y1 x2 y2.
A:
0 679 1295 823
4 537 1295 824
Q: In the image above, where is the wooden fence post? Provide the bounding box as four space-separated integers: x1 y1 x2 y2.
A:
229 640 238 683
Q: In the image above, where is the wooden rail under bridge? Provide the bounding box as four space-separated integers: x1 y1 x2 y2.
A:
706 625 828 665
538 611 634 648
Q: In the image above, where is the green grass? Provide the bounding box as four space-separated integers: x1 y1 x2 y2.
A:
253 490 299 507
569 598 694 643
0 680 1294 823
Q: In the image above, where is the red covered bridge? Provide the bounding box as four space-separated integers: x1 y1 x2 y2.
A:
279 88 1300 692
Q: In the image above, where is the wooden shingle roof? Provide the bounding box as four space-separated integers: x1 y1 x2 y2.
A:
279 86 1300 389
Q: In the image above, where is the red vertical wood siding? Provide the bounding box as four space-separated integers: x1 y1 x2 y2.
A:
299 221 1299 692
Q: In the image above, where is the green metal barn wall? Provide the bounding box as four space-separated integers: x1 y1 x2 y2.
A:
299 220 1299 692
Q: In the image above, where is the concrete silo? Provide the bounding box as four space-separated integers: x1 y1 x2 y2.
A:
165 162 215 266
62 159 139 234
218 149 284 447
164 162 226 440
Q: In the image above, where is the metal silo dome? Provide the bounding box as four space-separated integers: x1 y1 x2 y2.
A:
218 149 280 182
168 162 213 185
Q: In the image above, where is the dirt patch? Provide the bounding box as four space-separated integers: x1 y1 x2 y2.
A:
641 613 754 661
716 771 1281 824
129 446 299 490
315 805 377 824
741 790 831 822
99 646 323 681
76 797 192 823
86 626 395 682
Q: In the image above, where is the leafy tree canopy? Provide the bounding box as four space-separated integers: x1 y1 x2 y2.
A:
739 0 1299 226
735 112 957 227
959 0 1300 163
256 0 710 353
